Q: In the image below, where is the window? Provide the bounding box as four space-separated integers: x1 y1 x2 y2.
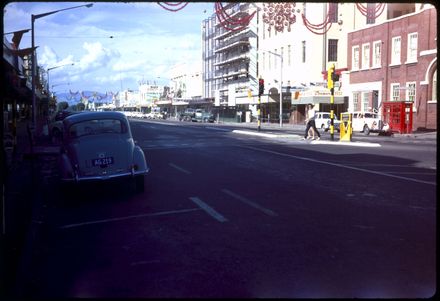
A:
263 22 265 39
407 32 418 63
391 83 400 101
352 46 360 70
328 39 338 62
366 3 376 24
406 82 416 102
288 45 291 66
268 51 271 70
362 92 369 111
391 36 401 65
281 47 284 65
302 41 306 63
353 93 359 111
432 71 437 101
329 3 338 23
372 41 381 67
362 43 370 69
406 82 416 111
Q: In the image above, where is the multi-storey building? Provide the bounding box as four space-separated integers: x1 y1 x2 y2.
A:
203 2 258 121
117 89 141 109
3 34 35 132
167 62 205 116
259 2 392 124
139 84 163 108
347 3 437 130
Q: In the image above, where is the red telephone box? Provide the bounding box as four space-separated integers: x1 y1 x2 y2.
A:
382 101 413 134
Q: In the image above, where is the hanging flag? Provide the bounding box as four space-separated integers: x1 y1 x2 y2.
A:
12 29 31 48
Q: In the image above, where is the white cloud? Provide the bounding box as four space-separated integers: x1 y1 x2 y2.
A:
39 46 59 66
77 42 120 71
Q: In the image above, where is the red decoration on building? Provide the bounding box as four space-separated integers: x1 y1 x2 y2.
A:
302 3 336 35
262 3 297 33
355 3 386 19
215 2 256 32
157 2 189 12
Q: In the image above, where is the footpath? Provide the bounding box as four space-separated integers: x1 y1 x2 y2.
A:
1 119 59 299
215 121 438 146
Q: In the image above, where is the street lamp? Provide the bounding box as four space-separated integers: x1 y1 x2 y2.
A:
31 3 93 127
267 50 283 127
51 82 71 90
47 63 74 96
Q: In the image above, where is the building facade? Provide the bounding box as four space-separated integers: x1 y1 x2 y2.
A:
347 4 437 130
202 2 259 121
258 2 391 124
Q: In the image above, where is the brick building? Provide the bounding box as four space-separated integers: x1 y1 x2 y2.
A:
347 5 437 130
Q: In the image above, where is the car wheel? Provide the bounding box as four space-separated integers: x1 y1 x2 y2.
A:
135 175 145 193
363 125 370 135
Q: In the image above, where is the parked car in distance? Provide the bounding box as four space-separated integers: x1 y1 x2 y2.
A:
348 111 386 135
58 111 149 192
192 109 215 123
178 108 196 121
48 110 80 141
145 111 164 119
314 112 341 132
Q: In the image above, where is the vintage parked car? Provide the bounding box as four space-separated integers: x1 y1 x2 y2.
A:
192 109 215 123
48 109 80 141
348 111 387 135
314 111 341 132
58 111 149 192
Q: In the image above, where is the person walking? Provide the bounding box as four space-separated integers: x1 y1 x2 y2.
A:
302 103 320 140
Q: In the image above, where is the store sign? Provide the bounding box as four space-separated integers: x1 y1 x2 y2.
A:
300 89 343 97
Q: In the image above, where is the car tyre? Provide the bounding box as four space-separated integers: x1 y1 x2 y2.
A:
363 125 370 135
135 175 145 193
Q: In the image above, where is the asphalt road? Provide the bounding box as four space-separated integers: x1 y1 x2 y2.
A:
15 119 436 298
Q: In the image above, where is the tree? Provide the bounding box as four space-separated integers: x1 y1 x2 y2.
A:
77 102 85 111
57 101 69 111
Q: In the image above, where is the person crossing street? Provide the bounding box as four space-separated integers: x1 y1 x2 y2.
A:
302 103 320 140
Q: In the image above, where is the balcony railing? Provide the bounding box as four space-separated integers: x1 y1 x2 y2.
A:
214 53 249 67
215 40 249 54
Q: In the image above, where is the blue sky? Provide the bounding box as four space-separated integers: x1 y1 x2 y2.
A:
3 1 214 95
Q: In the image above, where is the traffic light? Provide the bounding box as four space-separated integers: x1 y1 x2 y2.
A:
332 72 340 82
258 78 264 96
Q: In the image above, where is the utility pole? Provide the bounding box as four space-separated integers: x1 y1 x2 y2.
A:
327 64 336 141
258 78 264 132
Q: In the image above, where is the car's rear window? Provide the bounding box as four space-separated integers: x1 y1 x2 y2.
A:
69 119 126 138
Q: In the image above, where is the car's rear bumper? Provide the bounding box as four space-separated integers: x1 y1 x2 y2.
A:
61 168 149 182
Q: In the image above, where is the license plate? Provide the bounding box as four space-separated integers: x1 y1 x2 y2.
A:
93 157 114 166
